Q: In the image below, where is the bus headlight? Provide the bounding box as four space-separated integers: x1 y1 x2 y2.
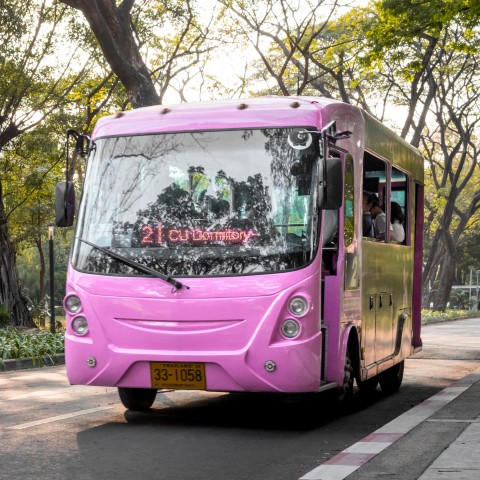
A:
289 296 308 316
65 295 82 314
281 319 300 338
72 316 89 336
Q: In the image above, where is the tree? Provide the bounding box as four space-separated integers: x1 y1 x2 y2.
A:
219 0 480 310
1 0 219 327
421 48 480 309
216 0 352 98
0 0 96 327
59 0 215 107
58 0 159 107
4 121 67 324
362 3 480 309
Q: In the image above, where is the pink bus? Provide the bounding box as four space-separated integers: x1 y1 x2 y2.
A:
56 96 423 410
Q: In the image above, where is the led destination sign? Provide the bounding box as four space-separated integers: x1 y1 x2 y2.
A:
140 223 257 246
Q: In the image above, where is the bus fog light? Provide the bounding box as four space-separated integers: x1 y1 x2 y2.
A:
289 296 308 316
264 360 276 372
281 319 300 338
65 295 82 314
72 316 89 336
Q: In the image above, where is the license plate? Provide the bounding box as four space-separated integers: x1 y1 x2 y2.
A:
150 362 206 390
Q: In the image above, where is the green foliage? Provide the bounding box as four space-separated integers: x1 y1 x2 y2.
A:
367 0 480 54
449 289 470 310
16 231 72 307
0 305 10 328
0 328 65 370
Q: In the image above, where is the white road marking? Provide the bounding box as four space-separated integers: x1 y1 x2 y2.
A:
426 418 480 423
7 406 115 430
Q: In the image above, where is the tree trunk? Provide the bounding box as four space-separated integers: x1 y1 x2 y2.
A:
423 226 458 311
435 241 457 311
0 181 35 328
35 237 46 328
60 0 160 108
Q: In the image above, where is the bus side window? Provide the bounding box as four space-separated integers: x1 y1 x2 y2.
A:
363 152 387 242
391 167 409 245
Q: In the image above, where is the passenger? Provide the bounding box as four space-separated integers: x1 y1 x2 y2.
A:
390 201 405 243
362 191 375 237
369 193 386 240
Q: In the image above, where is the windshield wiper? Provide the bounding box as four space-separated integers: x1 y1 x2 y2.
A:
76 237 189 291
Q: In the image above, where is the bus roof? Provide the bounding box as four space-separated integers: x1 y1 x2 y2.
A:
90 95 423 182
91 96 343 139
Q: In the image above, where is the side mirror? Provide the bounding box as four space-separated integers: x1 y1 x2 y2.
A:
55 181 75 227
323 157 343 210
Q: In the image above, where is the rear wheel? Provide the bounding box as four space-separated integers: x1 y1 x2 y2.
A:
118 387 157 411
357 376 378 394
379 361 404 394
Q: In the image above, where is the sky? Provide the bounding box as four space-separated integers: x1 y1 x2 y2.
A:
176 0 371 103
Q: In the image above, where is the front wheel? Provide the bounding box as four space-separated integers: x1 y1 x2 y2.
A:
379 361 404 394
118 387 157 411
337 346 354 403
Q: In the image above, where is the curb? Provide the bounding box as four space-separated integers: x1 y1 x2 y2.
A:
1 354 65 372
298 365 480 480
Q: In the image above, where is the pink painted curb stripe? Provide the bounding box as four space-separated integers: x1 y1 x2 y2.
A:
299 366 480 480
363 432 404 442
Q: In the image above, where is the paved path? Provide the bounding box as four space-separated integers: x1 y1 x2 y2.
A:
300 317 480 480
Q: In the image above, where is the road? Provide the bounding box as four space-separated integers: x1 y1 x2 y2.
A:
1 318 480 480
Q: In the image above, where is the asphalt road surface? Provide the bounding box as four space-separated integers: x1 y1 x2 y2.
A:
1 318 479 480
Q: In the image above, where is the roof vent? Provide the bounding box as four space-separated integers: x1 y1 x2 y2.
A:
160 108 171 114
238 103 248 110
290 101 300 108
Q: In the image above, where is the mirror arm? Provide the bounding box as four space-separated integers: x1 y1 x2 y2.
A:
66 129 90 182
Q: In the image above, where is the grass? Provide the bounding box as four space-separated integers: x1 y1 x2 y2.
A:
0 327 65 371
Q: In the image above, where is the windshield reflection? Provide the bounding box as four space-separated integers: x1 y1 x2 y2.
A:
73 128 320 277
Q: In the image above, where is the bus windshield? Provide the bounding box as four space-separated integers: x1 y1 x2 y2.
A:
72 128 320 277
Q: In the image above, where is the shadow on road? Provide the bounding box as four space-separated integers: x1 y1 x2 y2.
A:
121 388 388 431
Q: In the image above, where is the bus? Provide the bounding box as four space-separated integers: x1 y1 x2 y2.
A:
55 96 423 411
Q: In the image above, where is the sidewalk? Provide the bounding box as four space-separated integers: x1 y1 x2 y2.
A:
301 364 480 480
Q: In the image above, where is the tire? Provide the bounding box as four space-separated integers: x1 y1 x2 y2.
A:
118 387 157 411
379 361 404 394
337 346 354 403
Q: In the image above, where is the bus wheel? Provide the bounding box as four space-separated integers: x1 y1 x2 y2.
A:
118 387 157 411
358 376 378 394
338 347 354 403
379 361 404 394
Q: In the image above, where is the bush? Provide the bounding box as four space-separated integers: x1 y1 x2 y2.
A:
0 328 65 370
422 309 479 324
